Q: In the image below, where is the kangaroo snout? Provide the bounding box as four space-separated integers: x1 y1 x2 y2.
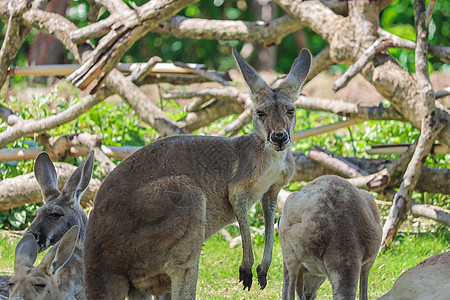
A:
270 130 289 150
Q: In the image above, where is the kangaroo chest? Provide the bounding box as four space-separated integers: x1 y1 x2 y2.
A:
248 152 288 205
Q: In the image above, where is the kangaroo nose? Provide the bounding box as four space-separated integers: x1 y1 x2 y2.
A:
270 131 289 145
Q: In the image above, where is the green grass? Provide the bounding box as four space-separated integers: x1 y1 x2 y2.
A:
3 225 446 299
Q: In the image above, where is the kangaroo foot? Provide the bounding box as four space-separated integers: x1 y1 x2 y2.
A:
239 266 253 291
256 264 268 290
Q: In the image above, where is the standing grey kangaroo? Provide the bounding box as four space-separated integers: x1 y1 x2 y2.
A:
279 175 382 300
84 46 311 299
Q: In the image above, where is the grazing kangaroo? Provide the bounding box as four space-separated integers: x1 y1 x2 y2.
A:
26 150 94 253
8 226 80 300
378 251 450 300
279 175 382 300
84 46 311 299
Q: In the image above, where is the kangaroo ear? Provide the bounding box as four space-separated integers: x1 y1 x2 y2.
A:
278 48 311 100
232 46 271 102
41 225 78 275
61 150 95 206
34 152 60 202
14 234 38 270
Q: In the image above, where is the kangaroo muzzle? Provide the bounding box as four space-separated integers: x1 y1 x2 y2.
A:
269 130 290 150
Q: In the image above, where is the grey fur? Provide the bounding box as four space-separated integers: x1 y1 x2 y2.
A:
279 175 382 300
84 47 312 299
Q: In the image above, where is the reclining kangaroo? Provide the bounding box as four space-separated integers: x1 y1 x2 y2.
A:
8 226 80 300
84 47 311 299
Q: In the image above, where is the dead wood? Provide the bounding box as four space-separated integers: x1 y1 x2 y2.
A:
0 162 101 211
105 69 188 137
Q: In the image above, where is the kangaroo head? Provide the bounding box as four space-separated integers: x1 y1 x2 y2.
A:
9 226 79 300
27 151 94 252
233 47 311 151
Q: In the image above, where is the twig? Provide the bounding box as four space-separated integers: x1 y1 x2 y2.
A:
105 69 189 137
0 89 109 149
308 146 366 178
174 61 232 87
294 96 403 121
377 28 450 63
435 87 450 99
216 104 253 137
292 119 363 141
0 0 31 88
332 38 392 92
130 56 162 84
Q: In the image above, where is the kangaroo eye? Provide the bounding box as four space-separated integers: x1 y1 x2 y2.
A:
8 282 14 288
256 111 266 118
34 283 47 288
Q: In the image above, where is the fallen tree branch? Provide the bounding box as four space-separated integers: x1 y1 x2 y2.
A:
0 162 102 210
410 200 450 227
308 145 366 178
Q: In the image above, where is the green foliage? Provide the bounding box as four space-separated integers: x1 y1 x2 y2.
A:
0 83 159 229
381 0 450 73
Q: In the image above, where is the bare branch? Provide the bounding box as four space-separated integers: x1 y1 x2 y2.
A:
0 89 109 149
410 200 450 227
153 15 303 47
173 62 232 87
292 119 362 141
308 146 366 178
130 56 162 84
307 45 333 82
332 38 392 92
0 0 31 88
435 87 450 99
274 0 343 43
68 0 199 93
378 28 450 63
216 104 253 137
294 96 404 121
105 69 188 137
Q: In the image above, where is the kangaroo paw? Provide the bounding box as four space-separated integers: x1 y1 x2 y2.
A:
256 264 268 290
239 266 253 291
